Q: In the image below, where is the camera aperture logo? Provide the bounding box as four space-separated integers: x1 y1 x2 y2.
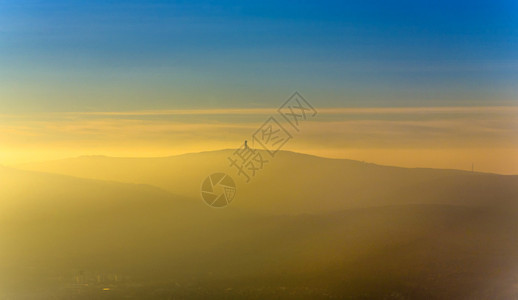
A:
201 173 236 208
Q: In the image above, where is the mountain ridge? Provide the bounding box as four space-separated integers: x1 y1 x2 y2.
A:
2 151 518 298
13 149 518 214
16 149 511 176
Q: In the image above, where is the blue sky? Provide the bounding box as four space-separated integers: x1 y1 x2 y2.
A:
1 0 517 112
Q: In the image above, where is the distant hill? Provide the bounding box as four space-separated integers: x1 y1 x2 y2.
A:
1 163 518 298
16 150 518 214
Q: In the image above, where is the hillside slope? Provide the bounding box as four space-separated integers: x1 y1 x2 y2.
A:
1 166 518 298
16 150 518 214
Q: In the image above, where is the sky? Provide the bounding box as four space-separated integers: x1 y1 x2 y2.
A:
0 0 517 172
1 0 517 111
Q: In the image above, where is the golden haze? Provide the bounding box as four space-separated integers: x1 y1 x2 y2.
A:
0 106 516 174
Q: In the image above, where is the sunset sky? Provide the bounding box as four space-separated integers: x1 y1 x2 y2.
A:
1 0 517 173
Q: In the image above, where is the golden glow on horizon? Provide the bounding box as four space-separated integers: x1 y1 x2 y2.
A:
1 106 517 174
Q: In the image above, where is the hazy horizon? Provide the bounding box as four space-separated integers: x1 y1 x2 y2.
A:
2 105 517 174
6 147 517 176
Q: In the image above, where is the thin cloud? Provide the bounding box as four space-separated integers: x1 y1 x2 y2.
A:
0 106 516 173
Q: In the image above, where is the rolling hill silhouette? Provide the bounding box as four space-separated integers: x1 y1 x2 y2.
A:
17 150 518 214
2 152 518 298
